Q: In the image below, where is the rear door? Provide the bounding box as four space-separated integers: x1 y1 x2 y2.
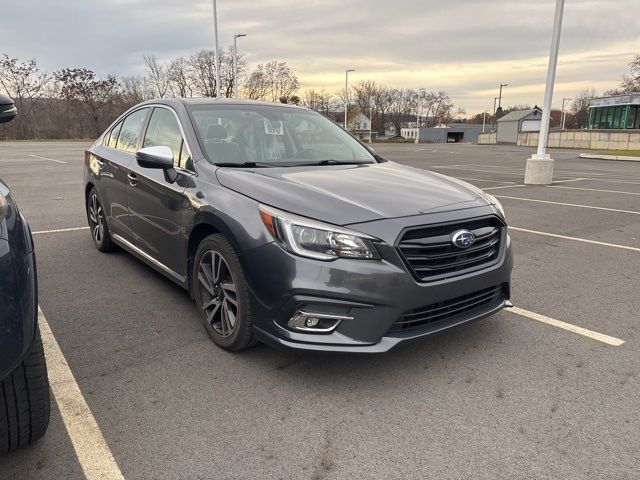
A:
91 107 150 239
126 106 192 279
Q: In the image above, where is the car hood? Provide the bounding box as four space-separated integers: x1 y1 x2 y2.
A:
216 161 489 225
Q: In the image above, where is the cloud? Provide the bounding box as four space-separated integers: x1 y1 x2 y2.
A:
1 0 638 113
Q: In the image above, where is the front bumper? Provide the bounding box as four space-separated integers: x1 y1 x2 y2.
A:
242 217 513 353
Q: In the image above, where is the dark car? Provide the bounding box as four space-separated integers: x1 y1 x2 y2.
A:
0 95 50 454
83 98 512 353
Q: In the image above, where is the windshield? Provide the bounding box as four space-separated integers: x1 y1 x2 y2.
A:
188 104 376 166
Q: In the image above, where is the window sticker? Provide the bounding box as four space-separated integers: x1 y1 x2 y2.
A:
263 119 284 135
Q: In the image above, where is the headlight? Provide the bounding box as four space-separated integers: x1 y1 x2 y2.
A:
258 205 380 261
484 193 506 219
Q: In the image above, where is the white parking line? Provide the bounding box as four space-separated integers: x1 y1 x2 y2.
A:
454 176 515 184
495 195 640 215
39 310 125 479
28 154 67 164
547 185 640 196
551 178 587 184
506 306 625 346
33 226 89 235
482 184 527 191
509 227 640 252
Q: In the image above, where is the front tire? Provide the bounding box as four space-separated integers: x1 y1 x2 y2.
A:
193 234 256 351
86 188 116 252
0 328 51 455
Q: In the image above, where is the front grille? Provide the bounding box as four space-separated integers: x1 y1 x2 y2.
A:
389 284 507 332
397 217 504 281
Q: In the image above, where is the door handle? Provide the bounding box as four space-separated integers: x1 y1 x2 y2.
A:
128 173 138 186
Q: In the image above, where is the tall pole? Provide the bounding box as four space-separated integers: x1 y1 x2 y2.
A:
525 0 565 185
415 88 424 144
498 83 508 110
369 101 373 143
482 111 487 133
561 97 571 130
344 69 354 130
233 33 247 98
212 0 221 98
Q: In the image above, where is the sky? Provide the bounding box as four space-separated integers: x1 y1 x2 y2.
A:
1 0 639 114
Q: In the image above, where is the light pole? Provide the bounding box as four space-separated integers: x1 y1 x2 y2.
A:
493 96 499 130
415 88 425 144
482 111 488 133
344 69 355 130
524 0 565 185
369 101 374 143
233 33 247 98
561 97 572 130
498 83 508 110
212 0 221 98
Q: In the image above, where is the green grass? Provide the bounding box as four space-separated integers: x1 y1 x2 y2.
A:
592 150 640 157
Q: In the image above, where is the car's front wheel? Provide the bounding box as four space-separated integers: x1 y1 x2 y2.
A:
0 327 51 454
193 234 256 351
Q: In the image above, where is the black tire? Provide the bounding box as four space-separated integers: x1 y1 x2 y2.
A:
0 328 51 455
86 187 116 252
193 234 256 351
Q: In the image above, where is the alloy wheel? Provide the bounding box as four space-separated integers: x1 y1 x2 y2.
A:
198 250 239 338
88 193 105 246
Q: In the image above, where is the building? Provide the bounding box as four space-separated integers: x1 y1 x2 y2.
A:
496 108 542 144
401 124 488 143
588 94 640 130
326 111 377 141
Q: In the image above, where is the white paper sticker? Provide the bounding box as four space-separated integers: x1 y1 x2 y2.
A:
264 119 284 135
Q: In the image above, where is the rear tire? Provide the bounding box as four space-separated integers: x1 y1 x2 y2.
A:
0 328 51 455
86 188 116 252
193 234 256 351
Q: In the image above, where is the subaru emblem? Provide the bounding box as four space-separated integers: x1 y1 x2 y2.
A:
451 230 476 249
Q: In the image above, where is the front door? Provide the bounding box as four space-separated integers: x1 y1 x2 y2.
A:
126 107 192 279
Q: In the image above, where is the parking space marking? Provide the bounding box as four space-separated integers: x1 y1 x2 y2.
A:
509 227 640 252
547 185 640 196
28 154 67 164
506 306 625 346
454 176 515 184
33 226 89 235
550 178 587 184
482 184 527 191
39 310 125 480
495 195 640 215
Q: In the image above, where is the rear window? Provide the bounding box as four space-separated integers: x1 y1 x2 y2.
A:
116 108 149 153
106 121 123 148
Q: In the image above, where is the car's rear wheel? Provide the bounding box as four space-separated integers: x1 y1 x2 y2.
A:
193 234 256 351
87 188 116 252
0 327 51 455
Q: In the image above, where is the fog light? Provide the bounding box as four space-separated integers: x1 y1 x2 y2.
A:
305 317 320 328
287 311 354 333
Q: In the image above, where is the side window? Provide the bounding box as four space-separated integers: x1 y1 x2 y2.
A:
143 108 190 167
106 121 123 148
116 108 149 153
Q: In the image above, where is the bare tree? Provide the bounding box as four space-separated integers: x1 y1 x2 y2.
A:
387 89 415 136
243 61 300 103
301 88 332 114
168 57 193 98
143 55 172 98
606 54 640 95
0 55 51 138
569 89 597 128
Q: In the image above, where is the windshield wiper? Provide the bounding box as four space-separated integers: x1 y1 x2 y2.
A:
297 159 373 166
214 161 274 168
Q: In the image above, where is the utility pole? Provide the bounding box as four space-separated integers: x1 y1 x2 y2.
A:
344 69 355 130
482 111 487 133
212 0 221 98
498 84 508 110
233 33 247 98
525 0 565 185
369 101 374 143
561 97 572 130
415 88 425 144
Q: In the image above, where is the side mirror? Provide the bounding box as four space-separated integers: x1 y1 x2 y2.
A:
136 146 178 183
0 95 17 125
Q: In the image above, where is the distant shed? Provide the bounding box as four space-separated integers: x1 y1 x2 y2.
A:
496 108 542 144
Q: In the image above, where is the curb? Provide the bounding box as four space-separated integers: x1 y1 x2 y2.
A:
579 153 640 162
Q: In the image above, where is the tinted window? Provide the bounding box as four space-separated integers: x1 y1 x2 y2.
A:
116 108 148 153
143 108 189 167
189 105 375 166
106 121 123 148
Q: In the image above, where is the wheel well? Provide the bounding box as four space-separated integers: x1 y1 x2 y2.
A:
187 223 221 294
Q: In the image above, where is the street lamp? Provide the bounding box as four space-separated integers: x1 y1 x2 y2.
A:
212 0 221 98
561 97 572 130
344 69 355 130
498 83 508 110
415 88 425 144
524 0 565 185
233 33 247 98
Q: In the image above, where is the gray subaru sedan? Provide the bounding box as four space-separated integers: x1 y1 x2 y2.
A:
83 98 513 353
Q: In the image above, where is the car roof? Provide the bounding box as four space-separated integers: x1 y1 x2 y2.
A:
139 97 307 110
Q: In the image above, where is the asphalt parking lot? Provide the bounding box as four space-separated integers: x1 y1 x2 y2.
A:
0 140 639 479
